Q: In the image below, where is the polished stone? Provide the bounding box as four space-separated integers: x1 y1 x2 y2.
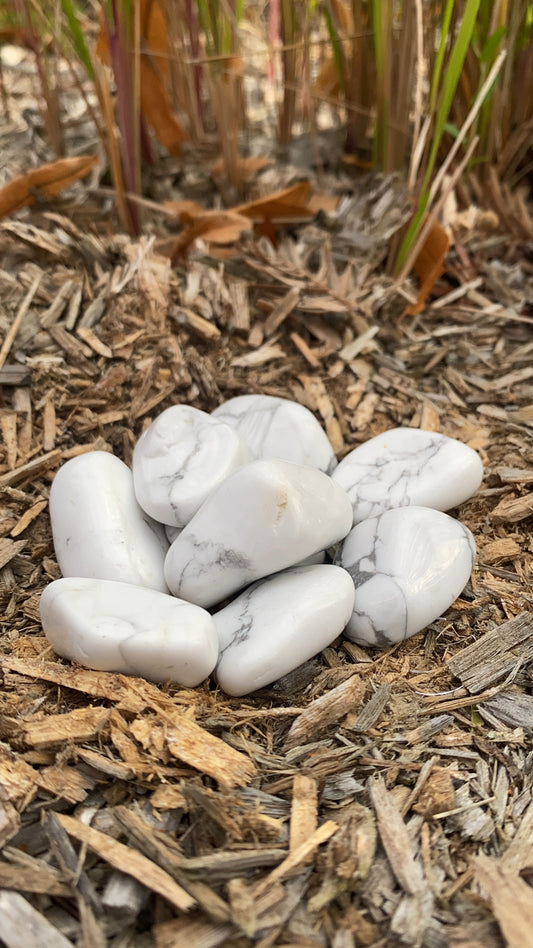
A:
40 577 218 685
133 405 249 527
214 564 355 696
335 506 476 646
164 458 353 607
331 427 483 525
49 451 168 592
213 394 336 472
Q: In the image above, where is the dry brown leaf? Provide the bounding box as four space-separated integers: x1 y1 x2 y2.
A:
164 199 207 220
170 210 252 261
211 156 271 179
0 156 98 221
96 0 186 155
406 220 450 316
235 181 313 222
168 182 315 260
307 192 341 214
140 57 187 157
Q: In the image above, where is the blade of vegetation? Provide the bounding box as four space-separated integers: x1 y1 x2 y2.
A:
60 0 94 79
395 0 481 274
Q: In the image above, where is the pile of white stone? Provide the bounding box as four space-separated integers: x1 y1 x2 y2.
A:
40 395 483 696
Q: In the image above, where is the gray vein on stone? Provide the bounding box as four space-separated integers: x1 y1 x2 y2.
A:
170 532 252 597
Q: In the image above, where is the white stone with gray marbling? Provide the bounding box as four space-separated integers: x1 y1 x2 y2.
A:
133 405 249 527
40 577 218 685
49 452 168 592
336 506 476 646
214 564 355 696
213 394 336 472
164 459 352 607
331 427 483 525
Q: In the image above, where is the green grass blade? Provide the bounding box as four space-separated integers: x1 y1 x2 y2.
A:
429 0 454 114
61 0 94 80
322 1 346 96
396 0 480 273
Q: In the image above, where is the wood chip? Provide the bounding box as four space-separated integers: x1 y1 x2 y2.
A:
10 499 47 538
22 707 112 748
171 307 221 340
133 715 256 788
231 343 285 367
0 890 73 948
490 491 533 523
289 774 318 854
0 273 42 373
264 286 300 336
284 674 365 749
56 814 196 912
369 776 426 895
76 325 113 358
0 800 21 849
473 854 533 948
252 820 338 898
0 448 62 488
479 537 522 564
290 330 321 367
447 612 533 694
0 538 27 570
299 374 344 454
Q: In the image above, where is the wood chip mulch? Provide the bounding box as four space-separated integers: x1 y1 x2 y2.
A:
0 182 532 948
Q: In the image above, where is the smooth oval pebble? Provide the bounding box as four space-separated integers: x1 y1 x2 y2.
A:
336 506 476 646
214 564 355 696
40 578 218 685
49 451 168 592
164 458 353 607
133 405 249 527
213 394 337 472
331 427 483 525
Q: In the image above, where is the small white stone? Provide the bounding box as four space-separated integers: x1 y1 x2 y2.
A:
49 452 168 592
164 458 353 607
336 506 476 646
214 564 355 696
40 578 218 686
213 394 336 472
133 405 249 527
331 427 483 525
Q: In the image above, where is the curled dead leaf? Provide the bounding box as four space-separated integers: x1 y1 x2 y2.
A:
406 220 450 316
96 0 187 156
0 155 98 222
170 210 252 262
235 181 313 222
211 156 271 180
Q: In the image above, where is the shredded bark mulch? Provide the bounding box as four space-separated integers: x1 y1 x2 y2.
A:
0 177 532 947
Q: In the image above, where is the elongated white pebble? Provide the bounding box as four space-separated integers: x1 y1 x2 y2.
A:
213 394 337 472
214 564 355 696
332 427 483 525
133 405 249 527
164 459 353 608
40 578 218 686
336 506 476 646
49 451 168 592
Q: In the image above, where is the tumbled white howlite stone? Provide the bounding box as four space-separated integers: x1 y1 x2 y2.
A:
164 459 352 607
336 506 476 646
49 452 168 592
331 427 483 525
133 405 249 527
40 578 218 685
214 564 355 696
213 394 336 472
